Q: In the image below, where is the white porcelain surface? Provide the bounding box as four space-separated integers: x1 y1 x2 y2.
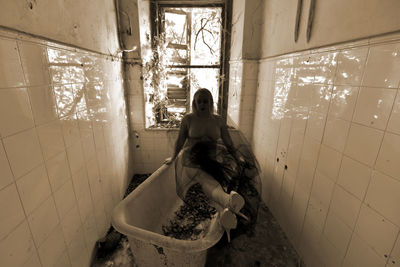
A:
344 123 384 166
0 141 13 190
18 42 50 86
0 88 35 137
375 132 400 181
329 185 362 229
355 204 399 259
16 164 52 215
387 91 400 134
343 233 386 267
0 221 36 267
0 183 25 240
27 196 59 247
22 252 41 267
353 87 396 130
3 128 44 179
323 116 351 152
28 86 58 126
329 85 359 121
313 52 338 85
365 171 400 226
335 47 368 86
316 145 343 181
67 227 88 266
362 43 400 88
0 38 25 88
337 156 372 200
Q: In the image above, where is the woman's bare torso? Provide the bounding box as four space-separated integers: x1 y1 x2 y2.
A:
185 113 222 148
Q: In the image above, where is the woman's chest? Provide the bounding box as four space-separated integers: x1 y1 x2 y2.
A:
189 118 220 139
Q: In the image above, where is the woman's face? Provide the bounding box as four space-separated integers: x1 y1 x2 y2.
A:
195 93 210 113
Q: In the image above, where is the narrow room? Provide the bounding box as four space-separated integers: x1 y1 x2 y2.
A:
1 0 400 266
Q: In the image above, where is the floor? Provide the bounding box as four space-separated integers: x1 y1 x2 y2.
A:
91 174 304 267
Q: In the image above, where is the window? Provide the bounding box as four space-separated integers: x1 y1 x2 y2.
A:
144 0 232 128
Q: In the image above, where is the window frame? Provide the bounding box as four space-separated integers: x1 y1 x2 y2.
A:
149 0 232 123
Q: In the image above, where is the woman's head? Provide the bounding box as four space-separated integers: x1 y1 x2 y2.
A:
192 88 214 115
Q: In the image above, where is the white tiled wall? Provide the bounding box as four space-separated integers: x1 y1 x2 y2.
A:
253 33 400 267
0 29 131 267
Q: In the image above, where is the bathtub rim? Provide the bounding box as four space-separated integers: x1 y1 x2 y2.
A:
111 163 225 253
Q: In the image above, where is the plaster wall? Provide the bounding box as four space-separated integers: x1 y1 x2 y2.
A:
0 0 120 55
260 0 400 58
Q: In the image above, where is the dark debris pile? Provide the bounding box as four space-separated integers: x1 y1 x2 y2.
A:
162 183 217 240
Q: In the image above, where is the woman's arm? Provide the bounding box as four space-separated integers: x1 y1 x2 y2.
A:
172 114 189 159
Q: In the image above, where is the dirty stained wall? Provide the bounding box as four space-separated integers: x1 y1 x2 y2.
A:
0 1 132 266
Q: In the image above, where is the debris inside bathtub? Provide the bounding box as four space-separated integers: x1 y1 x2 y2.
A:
162 183 217 240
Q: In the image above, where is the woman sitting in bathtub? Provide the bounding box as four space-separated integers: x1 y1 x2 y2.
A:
165 88 260 242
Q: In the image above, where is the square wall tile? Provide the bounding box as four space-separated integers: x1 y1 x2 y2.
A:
335 47 368 86
0 184 25 240
3 128 44 179
54 180 77 220
36 121 65 160
0 221 36 267
60 205 82 245
310 171 335 207
28 196 59 247
53 84 75 118
343 233 386 267
305 111 327 142
390 237 400 267
0 141 13 190
337 156 372 200
60 115 80 148
28 86 58 126
18 42 50 86
21 250 41 267
316 145 342 181
329 185 362 229
309 84 332 114
323 210 353 257
355 204 399 260
353 87 396 130
45 151 71 192
323 116 351 152
16 164 52 215
0 38 25 88
66 141 85 175
362 43 400 88
365 171 400 226
376 132 400 181
38 226 67 267
344 123 384 167
313 52 338 85
0 88 34 137
329 85 359 121
387 91 400 135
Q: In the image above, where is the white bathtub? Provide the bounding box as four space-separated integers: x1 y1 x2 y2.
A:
111 163 224 267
